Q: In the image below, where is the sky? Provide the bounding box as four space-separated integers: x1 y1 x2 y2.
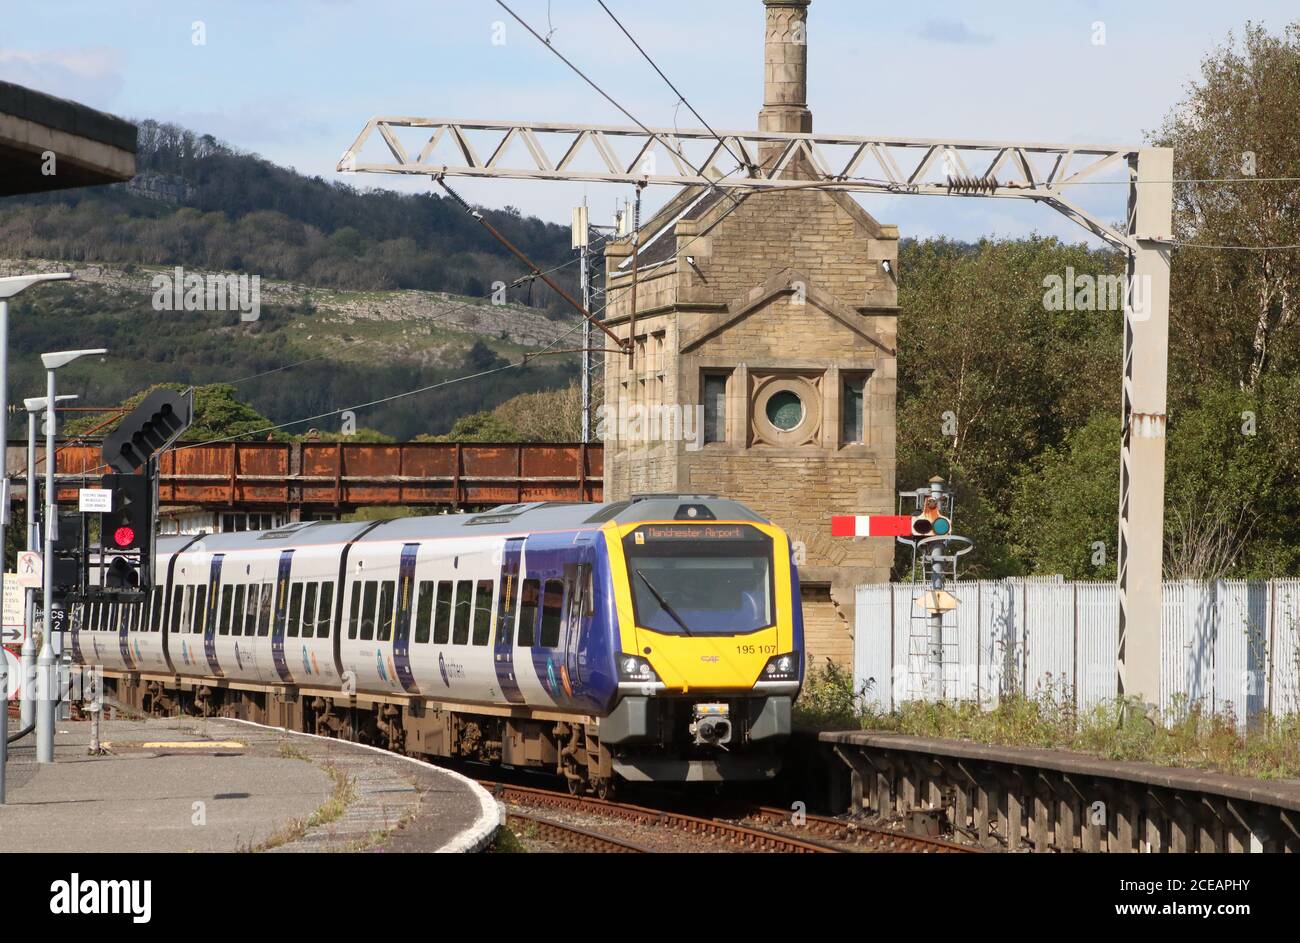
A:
2 0 1296 245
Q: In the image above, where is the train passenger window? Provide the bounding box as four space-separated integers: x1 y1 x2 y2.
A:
517 579 540 647
301 583 318 639
452 580 472 645
219 586 234 635
171 588 184 633
317 582 333 639
288 583 304 638
539 579 564 648
151 587 164 632
433 582 452 645
414 581 434 644
472 580 493 646
244 584 259 636
258 583 273 636
347 583 361 639
360 581 377 641
377 581 395 642
193 586 207 634
231 585 247 637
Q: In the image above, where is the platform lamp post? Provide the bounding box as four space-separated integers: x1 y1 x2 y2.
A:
0 274 72 796
20 394 76 731
35 348 105 765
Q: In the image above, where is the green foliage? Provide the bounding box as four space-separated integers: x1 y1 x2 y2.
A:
792 662 869 729
421 411 521 443
64 382 277 442
1010 413 1120 579
840 693 1300 781
895 236 1122 578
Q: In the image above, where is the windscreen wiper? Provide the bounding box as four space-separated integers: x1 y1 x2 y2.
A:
636 571 693 636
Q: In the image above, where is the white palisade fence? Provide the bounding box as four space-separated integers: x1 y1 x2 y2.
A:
853 579 1300 726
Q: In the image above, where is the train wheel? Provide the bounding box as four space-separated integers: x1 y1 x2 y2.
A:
595 778 614 801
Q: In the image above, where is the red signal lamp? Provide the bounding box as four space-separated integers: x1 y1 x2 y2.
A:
113 526 136 548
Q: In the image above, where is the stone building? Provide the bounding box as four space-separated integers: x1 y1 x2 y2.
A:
601 0 898 669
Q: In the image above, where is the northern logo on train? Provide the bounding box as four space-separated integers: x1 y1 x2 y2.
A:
133 639 143 663
545 657 558 695
301 645 312 676
375 648 388 683
438 651 450 688
234 641 244 670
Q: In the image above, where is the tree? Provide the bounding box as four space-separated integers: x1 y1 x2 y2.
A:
64 383 277 442
491 382 585 441
418 411 519 442
1153 23 1300 396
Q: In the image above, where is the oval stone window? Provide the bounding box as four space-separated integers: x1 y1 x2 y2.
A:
765 390 804 431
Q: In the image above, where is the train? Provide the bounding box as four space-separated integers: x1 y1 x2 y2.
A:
72 494 804 792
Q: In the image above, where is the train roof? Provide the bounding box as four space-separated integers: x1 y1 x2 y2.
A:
156 495 769 554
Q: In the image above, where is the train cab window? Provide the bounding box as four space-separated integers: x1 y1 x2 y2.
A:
347 583 362 639
258 583 273 636
171 588 185 633
452 580 472 645
539 579 564 648
414 581 434 644
433 582 452 645
360 581 377 641
317 582 334 639
377 581 396 642
219 586 234 635
301 583 318 639
472 580 493 646
151 587 164 632
288 583 304 638
193 586 208 634
231 585 247 636
517 579 541 647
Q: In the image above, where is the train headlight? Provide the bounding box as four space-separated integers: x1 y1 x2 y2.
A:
759 652 800 683
618 654 659 682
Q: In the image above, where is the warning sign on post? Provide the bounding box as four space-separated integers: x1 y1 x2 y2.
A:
3 573 26 645
79 488 113 513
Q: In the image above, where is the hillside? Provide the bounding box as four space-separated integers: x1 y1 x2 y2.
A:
0 121 586 439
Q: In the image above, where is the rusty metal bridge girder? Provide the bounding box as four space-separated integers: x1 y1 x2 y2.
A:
11 440 603 511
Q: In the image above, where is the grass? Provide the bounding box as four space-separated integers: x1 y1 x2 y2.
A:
240 753 357 852
794 662 1300 781
487 826 529 854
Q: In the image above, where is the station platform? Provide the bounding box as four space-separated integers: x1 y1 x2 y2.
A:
0 715 500 853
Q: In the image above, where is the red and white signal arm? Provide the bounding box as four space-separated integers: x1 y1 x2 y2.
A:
831 515 914 537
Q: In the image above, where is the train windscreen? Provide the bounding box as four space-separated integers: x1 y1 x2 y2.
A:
622 523 774 635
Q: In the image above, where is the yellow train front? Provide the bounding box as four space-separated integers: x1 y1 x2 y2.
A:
589 495 804 783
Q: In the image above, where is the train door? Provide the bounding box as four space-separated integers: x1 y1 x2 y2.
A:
562 560 592 705
492 538 525 704
270 549 295 683
203 554 225 677
391 543 420 694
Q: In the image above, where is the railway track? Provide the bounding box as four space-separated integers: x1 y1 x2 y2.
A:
737 805 975 853
489 780 975 853
505 812 651 853
490 781 837 852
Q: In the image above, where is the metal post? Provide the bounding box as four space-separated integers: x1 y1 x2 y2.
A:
21 410 36 729
928 557 943 701
580 237 591 442
1116 148 1173 707
0 298 7 802
36 366 55 764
